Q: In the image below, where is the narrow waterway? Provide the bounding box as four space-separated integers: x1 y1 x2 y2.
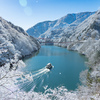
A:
20 46 87 93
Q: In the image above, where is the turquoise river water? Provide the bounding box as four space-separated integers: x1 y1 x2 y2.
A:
20 46 87 93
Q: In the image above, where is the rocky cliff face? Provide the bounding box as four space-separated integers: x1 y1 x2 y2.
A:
0 17 40 66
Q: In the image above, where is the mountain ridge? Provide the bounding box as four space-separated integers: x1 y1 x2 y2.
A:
27 11 95 38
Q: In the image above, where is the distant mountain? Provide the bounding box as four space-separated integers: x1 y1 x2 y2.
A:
27 21 57 38
27 12 95 38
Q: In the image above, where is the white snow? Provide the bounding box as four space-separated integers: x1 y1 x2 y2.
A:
0 17 40 67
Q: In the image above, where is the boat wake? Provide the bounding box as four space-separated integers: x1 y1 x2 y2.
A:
31 67 50 78
17 67 50 92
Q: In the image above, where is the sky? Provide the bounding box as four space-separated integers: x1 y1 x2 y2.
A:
0 0 100 30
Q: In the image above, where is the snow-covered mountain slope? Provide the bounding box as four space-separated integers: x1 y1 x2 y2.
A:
0 17 40 66
27 12 95 38
65 10 100 57
40 12 95 39
55 10 100 44
27 20 57 38
53 10 100 54
69 10 100 41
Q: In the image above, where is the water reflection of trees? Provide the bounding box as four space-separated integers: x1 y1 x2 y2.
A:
22 50 40 61
39 47 67 56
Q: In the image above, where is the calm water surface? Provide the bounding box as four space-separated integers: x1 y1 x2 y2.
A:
21 46 87 92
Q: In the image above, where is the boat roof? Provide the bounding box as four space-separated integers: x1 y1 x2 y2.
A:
47 63 51 65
